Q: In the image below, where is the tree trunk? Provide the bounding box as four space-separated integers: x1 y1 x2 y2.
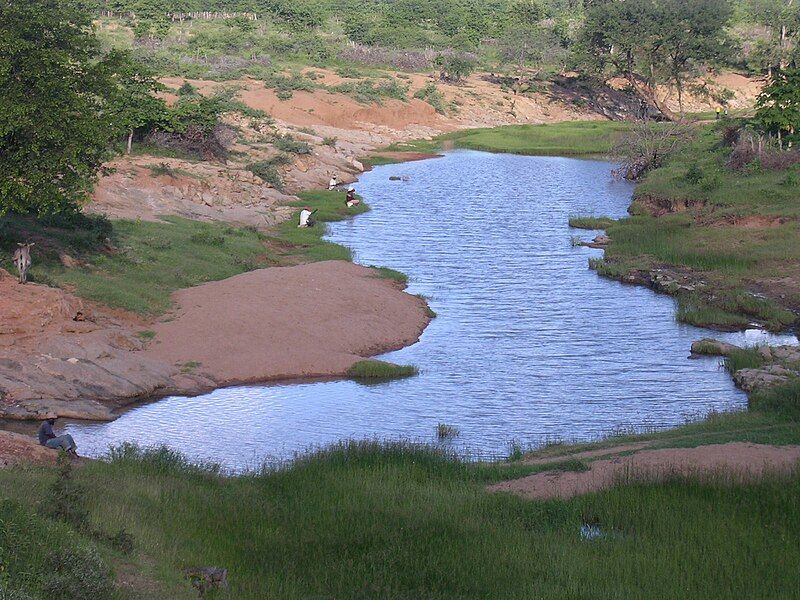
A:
127 130 133 154
625 73 682 122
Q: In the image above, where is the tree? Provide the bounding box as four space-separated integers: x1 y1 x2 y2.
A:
754 67 800 147
578 0 733 121
0 0 117 215
103 51 168 153
433 54 476 82
746 0 800 72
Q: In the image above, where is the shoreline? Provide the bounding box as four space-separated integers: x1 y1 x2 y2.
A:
0 186 433 423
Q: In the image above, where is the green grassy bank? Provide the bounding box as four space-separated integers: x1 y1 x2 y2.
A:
581 124 800 330
2 409 800 599
373 121 633 162
0 192 369 315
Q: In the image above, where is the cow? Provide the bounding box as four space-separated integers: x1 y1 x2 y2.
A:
11 242 34 284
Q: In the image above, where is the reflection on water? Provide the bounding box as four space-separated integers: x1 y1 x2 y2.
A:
65 151 798 469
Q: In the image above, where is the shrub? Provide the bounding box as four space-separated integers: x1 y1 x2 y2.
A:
413 83 447 114
247 161 283 189
177 81 198 97
322 136 337 147
274 135 311 154
41 548 115 600
685 164 704 184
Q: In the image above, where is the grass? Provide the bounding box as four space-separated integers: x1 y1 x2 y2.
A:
436 423 460 439
439 121 633 156
346 359 419 380
568 216 616 230
1 216 270 315
266 190 370 264
725 347 767 374
370 265 408 284
379 121 633 158
749 380 800 420
2 439 800 597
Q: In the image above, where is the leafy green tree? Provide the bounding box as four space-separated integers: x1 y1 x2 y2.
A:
578 0 733 120
0 0 117 215
754 67 800 146
433 54 476 82
103 51 168 153
746 0 800 72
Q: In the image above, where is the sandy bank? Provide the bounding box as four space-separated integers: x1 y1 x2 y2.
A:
0 261 430 421
145 261 430 384
489 442 800 500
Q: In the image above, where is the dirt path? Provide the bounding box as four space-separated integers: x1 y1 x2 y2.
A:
489 442 800 500
144 261 430 384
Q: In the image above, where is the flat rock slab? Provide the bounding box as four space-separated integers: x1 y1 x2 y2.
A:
489 442 800 500
0 431 56 467
145 261 430 384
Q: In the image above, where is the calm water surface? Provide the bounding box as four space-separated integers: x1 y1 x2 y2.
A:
65 151 797 468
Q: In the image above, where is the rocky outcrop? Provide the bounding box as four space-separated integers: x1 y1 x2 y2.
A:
734 365 795 393
690 338 742 356
0 431 57 467
0 271 211 421
691 337 800 393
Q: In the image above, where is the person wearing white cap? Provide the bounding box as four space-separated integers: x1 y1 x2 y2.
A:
38 414 78 457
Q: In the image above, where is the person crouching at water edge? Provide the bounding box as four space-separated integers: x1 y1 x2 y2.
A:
328 174 338 190
38 414 78 457
345 188 360 207
298 208 317 228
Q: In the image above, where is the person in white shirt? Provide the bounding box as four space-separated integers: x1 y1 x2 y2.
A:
298 208 316 228
328 174 338 190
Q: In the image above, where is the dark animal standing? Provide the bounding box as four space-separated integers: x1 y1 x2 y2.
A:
12 242 34 284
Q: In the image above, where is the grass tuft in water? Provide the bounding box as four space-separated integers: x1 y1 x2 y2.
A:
436 423 460 440
346 360 418 380
568 216 616 230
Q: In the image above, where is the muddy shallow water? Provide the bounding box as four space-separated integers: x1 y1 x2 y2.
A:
65 151 798 468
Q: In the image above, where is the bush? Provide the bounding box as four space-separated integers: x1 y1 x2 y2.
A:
274 135 311 154
413 83 447 114
177 81 198 97
41 548 114 600
329 78 409 105
190 231 225 246
247 161 283 189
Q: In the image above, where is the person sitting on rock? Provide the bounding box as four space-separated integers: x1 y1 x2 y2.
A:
345 188 360 207
298 208 317 228
38 415 78 457
328 174 338 190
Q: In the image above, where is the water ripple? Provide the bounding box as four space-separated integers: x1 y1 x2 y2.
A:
66 151 798 468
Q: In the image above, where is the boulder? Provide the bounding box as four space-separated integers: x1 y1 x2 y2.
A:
733 365 795 392
691 338 741 357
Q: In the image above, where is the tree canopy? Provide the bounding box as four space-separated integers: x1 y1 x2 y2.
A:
578 0 733 119
0 0 118 215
